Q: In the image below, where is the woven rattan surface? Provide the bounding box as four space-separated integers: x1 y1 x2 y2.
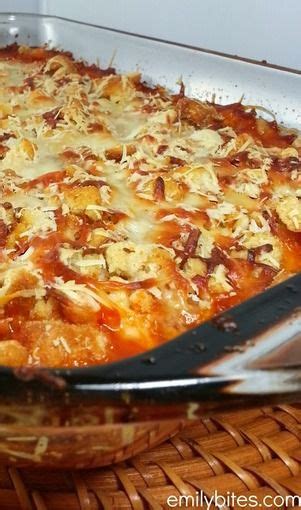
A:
1 404 301 509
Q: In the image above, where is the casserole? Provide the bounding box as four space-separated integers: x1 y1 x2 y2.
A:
0 12 300 468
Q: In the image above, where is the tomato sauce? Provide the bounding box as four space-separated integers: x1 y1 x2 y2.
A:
215 103 296 148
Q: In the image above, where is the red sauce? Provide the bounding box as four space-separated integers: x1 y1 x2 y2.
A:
24 170 66 189
75 62 115 79
215 103 295 148
5 297 35 320
0 44 115 79
271 222 301 273
106 332 146 363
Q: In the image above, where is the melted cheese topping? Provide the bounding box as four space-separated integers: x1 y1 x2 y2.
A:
0 44 300 367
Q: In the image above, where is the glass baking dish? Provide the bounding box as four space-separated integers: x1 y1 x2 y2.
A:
0 12 300 468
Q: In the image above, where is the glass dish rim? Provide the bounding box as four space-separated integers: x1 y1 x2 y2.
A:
0 12 300 404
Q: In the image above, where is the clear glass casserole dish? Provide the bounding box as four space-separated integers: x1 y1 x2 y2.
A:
0 12 300 468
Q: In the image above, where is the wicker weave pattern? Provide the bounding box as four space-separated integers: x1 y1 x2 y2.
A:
1 404 300 509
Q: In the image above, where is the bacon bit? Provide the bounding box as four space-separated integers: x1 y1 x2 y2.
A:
0 220 8 248
180 229 200 268
157 144 168 155
262 211 279 235
142 104 157 113
192 275 207 289
60 147 97 163
105 145 135 162
42 107 61 128
271 156 301 172
153 176 165 201
0 144 8 159
169 156 185 166
81 247 106 257
23 76 35 90
248 243 273 263
88 122 104 133
0 133 15 143
229 151 260 169
135 169 149 176
141 134 156 144
78 179 107 188
25 170 66 189
105 147 122 161
60 148 79 162
13 366 67 390
207 247 229 273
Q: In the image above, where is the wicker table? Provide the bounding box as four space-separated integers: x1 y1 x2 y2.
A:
1 404 301 509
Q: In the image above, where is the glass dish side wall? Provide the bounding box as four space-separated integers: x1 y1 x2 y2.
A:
0 13 300 130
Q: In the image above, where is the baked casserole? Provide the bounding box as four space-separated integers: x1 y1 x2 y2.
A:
0 44 300 367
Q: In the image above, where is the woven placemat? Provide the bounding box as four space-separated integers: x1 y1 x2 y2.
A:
1 404 301 509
